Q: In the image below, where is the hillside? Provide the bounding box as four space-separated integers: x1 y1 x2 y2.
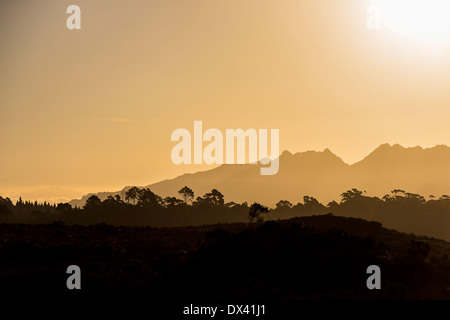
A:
1 214 450 299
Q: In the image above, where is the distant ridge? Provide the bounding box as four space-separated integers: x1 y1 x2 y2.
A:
70 144 450 207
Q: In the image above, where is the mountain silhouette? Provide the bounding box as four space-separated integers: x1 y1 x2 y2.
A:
69 144 450 207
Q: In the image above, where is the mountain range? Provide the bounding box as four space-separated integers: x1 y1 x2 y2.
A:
69 143 450 208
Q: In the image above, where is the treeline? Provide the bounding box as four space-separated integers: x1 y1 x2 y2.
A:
2 187 450 240
0 187 251 227
274 189 450 241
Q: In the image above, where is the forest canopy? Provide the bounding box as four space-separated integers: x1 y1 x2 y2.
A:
2 187 450 240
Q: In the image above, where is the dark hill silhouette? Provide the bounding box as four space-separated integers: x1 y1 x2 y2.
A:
70 144 450 207
1 215 450 299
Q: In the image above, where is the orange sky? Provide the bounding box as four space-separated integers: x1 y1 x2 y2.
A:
2 0 450 202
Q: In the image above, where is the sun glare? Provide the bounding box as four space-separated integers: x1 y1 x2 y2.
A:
378 0 450 44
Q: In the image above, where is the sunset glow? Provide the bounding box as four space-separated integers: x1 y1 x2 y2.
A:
379 0 450 43
2 1 450 202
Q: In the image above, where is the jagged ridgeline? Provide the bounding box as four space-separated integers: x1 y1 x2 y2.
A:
70 144 450 208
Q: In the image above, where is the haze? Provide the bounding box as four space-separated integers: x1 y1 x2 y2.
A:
2 0 450 202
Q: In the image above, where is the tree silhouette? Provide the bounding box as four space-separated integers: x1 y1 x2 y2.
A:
276 200 292 210
248 202 269 223
137 188 162 207
56 203 72 212
102 195 124 210
178 186 194 205
16 197 24 206
197 189 225 207
125 186 141 205
83 195 101 211
302 196 325 213
340 189 364 203
0 196 13 222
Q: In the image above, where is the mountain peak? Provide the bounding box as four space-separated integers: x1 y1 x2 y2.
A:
375 143 404 151
281 150 293 157
69 143 450 208
364 143 406 158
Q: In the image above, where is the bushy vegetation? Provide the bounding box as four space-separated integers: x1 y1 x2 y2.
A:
1 215 450 299
2 187 450 240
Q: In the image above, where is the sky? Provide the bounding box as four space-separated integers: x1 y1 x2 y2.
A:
2 0 450 202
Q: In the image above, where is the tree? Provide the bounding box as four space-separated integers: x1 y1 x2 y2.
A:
178 186 194 205
248 202 269 223
125 186 141 205
56 203 72 212
384 189 406 201
405 192 426 204
16 197 24 206
204 189 225 206
102 195 123 210
327 200 339 210
83 195 101 211
137 188 162 207
340 189 364 203
0 196 13 208
163 196 184 207
0 196 13 222
276 200 292 210
195 189 225 207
